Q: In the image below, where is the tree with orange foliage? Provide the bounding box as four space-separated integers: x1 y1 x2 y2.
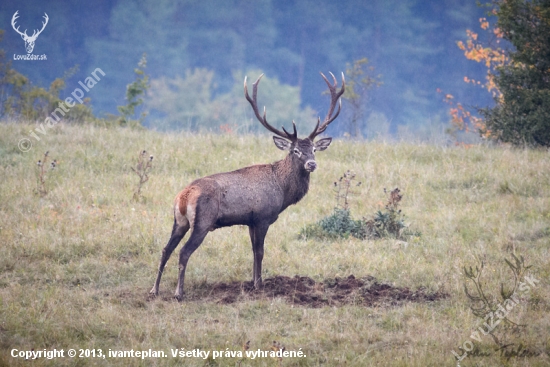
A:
445 0 550 147
440 7 509 140
480 0 550 147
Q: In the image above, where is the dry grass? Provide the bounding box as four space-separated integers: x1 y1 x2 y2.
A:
0 122 549 366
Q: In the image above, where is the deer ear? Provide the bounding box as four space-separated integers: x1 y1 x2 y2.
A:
314 137 332 151
273 136 291 151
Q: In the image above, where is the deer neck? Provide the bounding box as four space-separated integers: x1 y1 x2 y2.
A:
272 155 310 210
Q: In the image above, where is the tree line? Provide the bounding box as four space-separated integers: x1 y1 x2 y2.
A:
0 0 548 146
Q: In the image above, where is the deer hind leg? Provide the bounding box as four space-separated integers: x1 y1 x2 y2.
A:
150 217 190 296
174 192 218 301
249 224 269 289
173 227 209 301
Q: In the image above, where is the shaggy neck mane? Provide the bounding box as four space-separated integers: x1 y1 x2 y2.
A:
272 154 310 210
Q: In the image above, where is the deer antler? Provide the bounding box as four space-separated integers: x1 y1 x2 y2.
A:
11 11 48 40
244 74 298 141
32 13 49 39
11 11 26 38
308 72 346 140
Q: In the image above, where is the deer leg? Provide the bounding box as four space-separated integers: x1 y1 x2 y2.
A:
174 227 209 301
249 225 269 289
150 219 189 296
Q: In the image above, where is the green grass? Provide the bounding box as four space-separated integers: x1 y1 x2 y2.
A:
0 122 549 366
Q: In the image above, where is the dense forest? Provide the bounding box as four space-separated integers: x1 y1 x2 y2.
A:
0 0 496 137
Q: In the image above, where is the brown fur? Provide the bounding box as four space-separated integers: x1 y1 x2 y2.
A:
176 186 200 217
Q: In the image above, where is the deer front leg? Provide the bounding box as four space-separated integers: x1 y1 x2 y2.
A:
249 225 269 289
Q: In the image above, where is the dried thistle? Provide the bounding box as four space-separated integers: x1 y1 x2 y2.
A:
334 170 361 210
132 150 153 201
35 151 57 197
386 187 402 211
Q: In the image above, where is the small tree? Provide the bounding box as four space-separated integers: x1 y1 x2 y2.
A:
342 58 382 138
118 53 149 126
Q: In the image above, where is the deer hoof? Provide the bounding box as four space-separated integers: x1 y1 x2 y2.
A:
174 293 184 302
149 287 158 297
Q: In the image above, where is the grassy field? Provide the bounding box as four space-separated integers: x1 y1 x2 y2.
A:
0 122 549 366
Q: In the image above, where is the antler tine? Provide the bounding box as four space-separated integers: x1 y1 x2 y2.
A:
11 11 26 37
309 117 321 140
282 121 298 141
33 13 49 38
309 72 345 140
244 74 295 140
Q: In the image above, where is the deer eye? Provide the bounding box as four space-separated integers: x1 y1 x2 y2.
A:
293 148 301 156
312 147 316 153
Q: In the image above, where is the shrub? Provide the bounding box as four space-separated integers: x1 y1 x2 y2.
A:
300 171 416 241
316 208 366 240
364 188 408 239
300 171 365 240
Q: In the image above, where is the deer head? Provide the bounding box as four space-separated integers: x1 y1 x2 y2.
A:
11 11 49 54
244 72 345 172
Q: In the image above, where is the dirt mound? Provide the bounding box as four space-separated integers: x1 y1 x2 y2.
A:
154 275 447 307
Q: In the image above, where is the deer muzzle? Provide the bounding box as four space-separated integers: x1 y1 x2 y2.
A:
305 160 317 172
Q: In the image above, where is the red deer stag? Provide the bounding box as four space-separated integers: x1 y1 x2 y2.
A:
150 72 345 301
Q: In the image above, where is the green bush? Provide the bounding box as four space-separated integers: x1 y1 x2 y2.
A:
302 208 366 240
300 185 418 241
300 171 366 240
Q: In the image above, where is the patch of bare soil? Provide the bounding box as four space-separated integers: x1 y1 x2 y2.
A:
152 275 447 307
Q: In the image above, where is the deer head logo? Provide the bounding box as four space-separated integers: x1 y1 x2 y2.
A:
11 11 49 54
